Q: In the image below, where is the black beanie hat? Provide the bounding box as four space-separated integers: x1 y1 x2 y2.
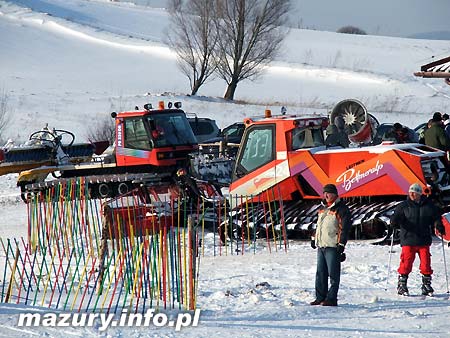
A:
323 184 338 195
433 112 442 122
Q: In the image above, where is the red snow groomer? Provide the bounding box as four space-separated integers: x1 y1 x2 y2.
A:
227 99 450 243
18 101 201 200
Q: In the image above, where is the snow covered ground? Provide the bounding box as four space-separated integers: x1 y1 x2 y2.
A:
0 0 450 337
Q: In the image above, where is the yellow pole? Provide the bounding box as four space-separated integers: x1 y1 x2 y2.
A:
100 250 122 311
70 252 92 311
129 242 144 310
41 244 58 307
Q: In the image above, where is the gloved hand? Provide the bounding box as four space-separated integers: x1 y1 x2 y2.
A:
337 244 345 255
310 238 316 249
436 222 446 235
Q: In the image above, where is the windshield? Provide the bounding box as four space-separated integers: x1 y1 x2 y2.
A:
233 125 274 180
147 112 198 147
223 124 245 139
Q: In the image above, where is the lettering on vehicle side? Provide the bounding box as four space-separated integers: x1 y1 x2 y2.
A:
346 160 364 170
336 160 384 191
117 123 123 147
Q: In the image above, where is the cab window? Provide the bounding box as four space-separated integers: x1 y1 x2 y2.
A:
292 126 324 150
149 114 197 147
124 118 151 150
237 126 274 174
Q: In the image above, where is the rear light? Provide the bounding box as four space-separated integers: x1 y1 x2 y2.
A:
158 101 164 109
157 152 174 160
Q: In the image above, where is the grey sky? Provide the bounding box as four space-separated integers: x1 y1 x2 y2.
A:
128 0 450 38
292 0 450 37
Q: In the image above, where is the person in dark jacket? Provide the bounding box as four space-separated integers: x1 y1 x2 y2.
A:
424 112 450 151
325 124 350 148
325 115 350 148
310 184 352 306
390 183 446 296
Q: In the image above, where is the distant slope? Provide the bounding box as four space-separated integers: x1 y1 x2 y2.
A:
409 31 450 40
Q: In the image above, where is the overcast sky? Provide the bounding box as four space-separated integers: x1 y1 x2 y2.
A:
125 0 450 38
292 0 450 38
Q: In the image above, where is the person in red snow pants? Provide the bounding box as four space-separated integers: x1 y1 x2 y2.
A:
391 183 445 296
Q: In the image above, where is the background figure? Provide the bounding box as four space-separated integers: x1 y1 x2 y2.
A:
325 115 350 147
424 112 450 151
325 125 339 147
390 183 445 296
392 123 404 143
418 119 433 144
398 126 418 143
443 113 450 139
334 115 345 132
310 184 352 306
382 122 403 143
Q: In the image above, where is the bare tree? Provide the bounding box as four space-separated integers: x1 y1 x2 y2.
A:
0 88 11 143
167 0 218 95
214 0 290 100
86 114 115 144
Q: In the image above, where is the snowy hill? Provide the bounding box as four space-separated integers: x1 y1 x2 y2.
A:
1 0 449 142
0 1 450 337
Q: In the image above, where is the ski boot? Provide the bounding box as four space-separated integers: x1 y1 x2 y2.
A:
397 274 409 296
421 274 434 296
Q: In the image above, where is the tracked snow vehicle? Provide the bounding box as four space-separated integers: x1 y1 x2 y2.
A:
18 101 201 200
0 127 109 176
227 100 450 242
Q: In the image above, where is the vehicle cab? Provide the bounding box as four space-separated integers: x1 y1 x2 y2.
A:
114 101 198 167
232 110 328 183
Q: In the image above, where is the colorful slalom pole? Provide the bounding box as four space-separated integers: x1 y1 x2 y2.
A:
16 242 30 303
128 242 144 311
40 244 59 307
77 256 97 313
62 250 84 311
56 248 75 309
266 190 277 252
1 240 10 302
70 252 92 311
92 250 115 312
100 249 123 312
5 245 20 303
0 238 19 292
276 185 288 251
107 253 125 315
48 247 68 308
25 246 39 305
